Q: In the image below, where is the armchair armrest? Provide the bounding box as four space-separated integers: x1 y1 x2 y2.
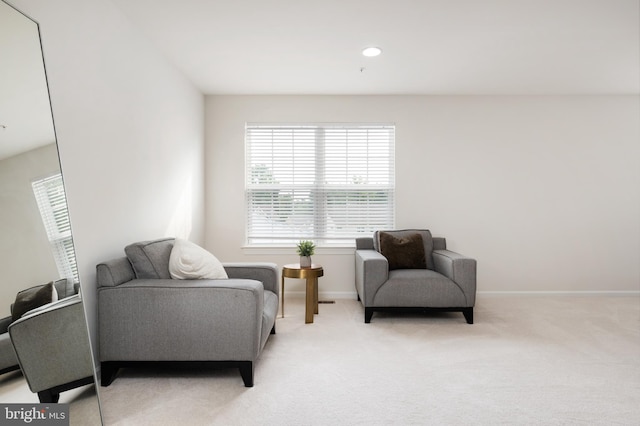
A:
224 262 279 297
0 316 11 334
8 295 94 394
432 250 477 306
355 250 389 305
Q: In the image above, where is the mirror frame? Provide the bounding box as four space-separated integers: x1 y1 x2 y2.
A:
0 1 102 422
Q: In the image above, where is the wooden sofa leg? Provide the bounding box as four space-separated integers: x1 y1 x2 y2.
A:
101 362 119 387
271 324 276 334
463 308 474 324
364 308 374 324
239 361 254 387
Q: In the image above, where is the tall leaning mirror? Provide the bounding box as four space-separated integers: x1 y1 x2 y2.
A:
0 1 101 424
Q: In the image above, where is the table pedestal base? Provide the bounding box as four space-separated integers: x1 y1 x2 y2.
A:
281 264 324 324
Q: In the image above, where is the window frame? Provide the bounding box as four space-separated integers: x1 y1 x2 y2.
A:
244 123 396 247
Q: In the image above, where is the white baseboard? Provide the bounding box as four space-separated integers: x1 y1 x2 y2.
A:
283 290 640 299
284 291 358 300
477 290 640 297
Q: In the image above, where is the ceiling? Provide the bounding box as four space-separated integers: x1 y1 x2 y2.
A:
1 1 637 160
0 1 55 160
112 0 640 95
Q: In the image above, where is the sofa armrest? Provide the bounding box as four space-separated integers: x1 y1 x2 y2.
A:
223 262 279 297
432 250 477 306
8 295 94 393
97 257 136 287
355 250 389 305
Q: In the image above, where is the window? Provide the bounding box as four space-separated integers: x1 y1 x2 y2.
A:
32 173 78 282
245 123 395 245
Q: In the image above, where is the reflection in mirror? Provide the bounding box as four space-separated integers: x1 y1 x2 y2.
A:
0 1 101 423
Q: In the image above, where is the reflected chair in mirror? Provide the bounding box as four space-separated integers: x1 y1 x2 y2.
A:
355 229 477 324
0 278 78 377
8 293 94 403
0 317 19 375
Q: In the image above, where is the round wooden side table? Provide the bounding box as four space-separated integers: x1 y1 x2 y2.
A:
281 264 324 324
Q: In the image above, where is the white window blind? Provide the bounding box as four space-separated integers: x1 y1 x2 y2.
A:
245 123 395 245
32 173 78 282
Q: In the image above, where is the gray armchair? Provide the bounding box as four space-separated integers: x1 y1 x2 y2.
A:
8 294 95 402
355 229 477 324
0 278 79 377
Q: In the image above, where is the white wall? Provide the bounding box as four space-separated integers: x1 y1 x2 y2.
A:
12 0 205 356
205 95 639 297
0 144 60 316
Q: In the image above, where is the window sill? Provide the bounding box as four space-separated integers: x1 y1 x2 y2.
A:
241 245 355 255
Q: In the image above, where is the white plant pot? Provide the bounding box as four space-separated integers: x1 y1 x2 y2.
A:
300 256 312 268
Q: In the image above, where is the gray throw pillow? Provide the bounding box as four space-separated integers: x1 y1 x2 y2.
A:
125 238 175 279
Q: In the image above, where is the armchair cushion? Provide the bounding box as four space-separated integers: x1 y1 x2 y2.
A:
11 282 58 322
379 231 427 270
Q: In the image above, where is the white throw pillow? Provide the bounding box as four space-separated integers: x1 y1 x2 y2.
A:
169 238 228 280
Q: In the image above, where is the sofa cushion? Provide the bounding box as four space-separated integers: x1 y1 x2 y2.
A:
53 278 76 299
374 229 435 270
125 238 174 279
11 282 58 322
379 231 427 270
169 238 228 280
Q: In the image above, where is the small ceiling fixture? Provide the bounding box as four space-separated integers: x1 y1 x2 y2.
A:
362 47 382 57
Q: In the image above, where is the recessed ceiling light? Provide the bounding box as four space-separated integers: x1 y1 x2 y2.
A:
362 47 382 57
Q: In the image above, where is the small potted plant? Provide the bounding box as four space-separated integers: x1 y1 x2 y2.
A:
296 240 315 268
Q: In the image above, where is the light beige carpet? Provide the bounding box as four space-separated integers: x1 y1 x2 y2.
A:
98 296 640 425
0 371 102 425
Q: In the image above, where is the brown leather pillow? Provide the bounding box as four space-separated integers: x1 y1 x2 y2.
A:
11 282 58 322
379 232 427 270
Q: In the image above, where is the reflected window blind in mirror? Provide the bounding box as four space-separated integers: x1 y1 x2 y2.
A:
32 173 78 282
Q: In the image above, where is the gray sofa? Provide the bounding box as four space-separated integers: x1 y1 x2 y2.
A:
355 230 476 323
96 238 279 387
